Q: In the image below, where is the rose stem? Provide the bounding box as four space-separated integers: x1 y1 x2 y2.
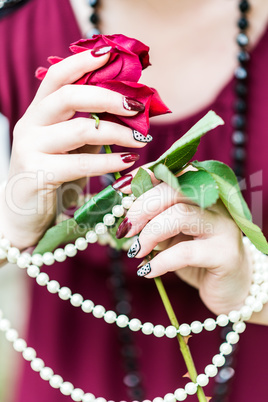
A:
154 276 207 402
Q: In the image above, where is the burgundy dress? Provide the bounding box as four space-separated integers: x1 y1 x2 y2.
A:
0 1 268 401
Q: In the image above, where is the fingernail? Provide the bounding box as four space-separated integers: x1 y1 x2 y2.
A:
121 153 140 164
127 238 141 258
137 263 151 277
91 45 112 57
132 130 153 143
112 174 133 191
116 217 132 239
123 97 145 112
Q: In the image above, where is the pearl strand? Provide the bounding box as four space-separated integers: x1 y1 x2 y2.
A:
0 306 243 402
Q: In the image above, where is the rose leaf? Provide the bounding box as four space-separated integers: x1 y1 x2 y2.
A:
131 167 154 198
153 164 180 191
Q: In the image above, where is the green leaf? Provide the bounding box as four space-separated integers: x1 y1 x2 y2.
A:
178 170 219 209
147 110 224 174
131 168 154 198
34 218 88 254
192 160 268 253
74 185 122 228
154 164 180 191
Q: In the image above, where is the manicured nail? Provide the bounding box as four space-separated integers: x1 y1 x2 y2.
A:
112 174 133 191
132 130 153 143
137 263 151 277
127 238 141 258
121 153 140 164
91 45 112 57
123 97 145 112
116 217 132 239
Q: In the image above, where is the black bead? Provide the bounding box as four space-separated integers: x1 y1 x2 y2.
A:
238 16 249 30
238 50 250 64
88 0 99 6
235 82 248 97
232 131 247 146
232 147 247 162
234 66 247 80
234 98 247 113
89 12 99 25
237 32 249 47
239 0 250 13
232 114 246 130
233 163 245 178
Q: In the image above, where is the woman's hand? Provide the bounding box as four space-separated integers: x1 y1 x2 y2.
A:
0 48 149 249
118 181 253 316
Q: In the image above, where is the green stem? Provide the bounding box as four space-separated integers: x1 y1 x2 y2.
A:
104 145 121 180
154 277 207 402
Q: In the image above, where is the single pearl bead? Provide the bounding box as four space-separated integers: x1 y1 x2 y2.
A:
226 331 240 345
153 325 165 338
60 381 74 396
174 388 187 401
13 338 27 352
0 318 11 331
204 318 216 331
36 272 49 286
49 374 63 388
205 364 218 377
47 280 60 294
58 287 72 300
212 354 225 367
98 233 110 246
232 321 246 334
27 265 40 278
86 231 98 243
71 293 83 307
31 253 44 267
141 322 154 335
252 300 263 312
216 314 229 327
22 347 36 361
185 382 197 395
95 398 106 402
71 388 84 401
116 315 129 328
40 367 54 381
253 273 263 285
250 284 261 296
164 392 176 402
219 342 233 355
228 310 241 323
165 325 177 339
82 393 96 402
95 223 107 235
179 324 191 336
129 318 142 332
81 300 94 313
65 244 77 258
122 196 133 209
153 398 164 402
0 248 7 260
92 305 106 318
54 248 67 262
245 295 255 307
104 310 117 324
75 238 88 251
103 213 116 226
240 305 253 320
190 321 203 334
257 292 268 304
5 329 18 342
112 204 125 218
261 282 268 293
42 252 55 266
196 374 209 387
7 247 20 263
17 253 31 268
0 238 11 249
31 357 45 372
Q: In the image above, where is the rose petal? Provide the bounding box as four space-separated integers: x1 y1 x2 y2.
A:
35 67 48 80
148 88 172 117
47 56 64 65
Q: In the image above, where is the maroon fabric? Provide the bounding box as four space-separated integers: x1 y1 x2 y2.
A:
0 1 268 401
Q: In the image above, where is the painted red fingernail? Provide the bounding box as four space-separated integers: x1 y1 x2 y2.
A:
112 174 133 191
116 217 132 239
123 97 145 112
91 45 112 57
121 153 140 164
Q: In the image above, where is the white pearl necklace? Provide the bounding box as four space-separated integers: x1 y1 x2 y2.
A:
0 191 268 400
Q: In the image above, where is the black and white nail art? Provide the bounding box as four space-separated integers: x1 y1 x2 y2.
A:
127 238 141 258
137 263 151 277
132 130 153 143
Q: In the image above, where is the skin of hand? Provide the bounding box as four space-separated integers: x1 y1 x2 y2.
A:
123 180 254 316
0 49 148 249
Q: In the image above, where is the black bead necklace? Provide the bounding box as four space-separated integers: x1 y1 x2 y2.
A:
87 1 251 401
